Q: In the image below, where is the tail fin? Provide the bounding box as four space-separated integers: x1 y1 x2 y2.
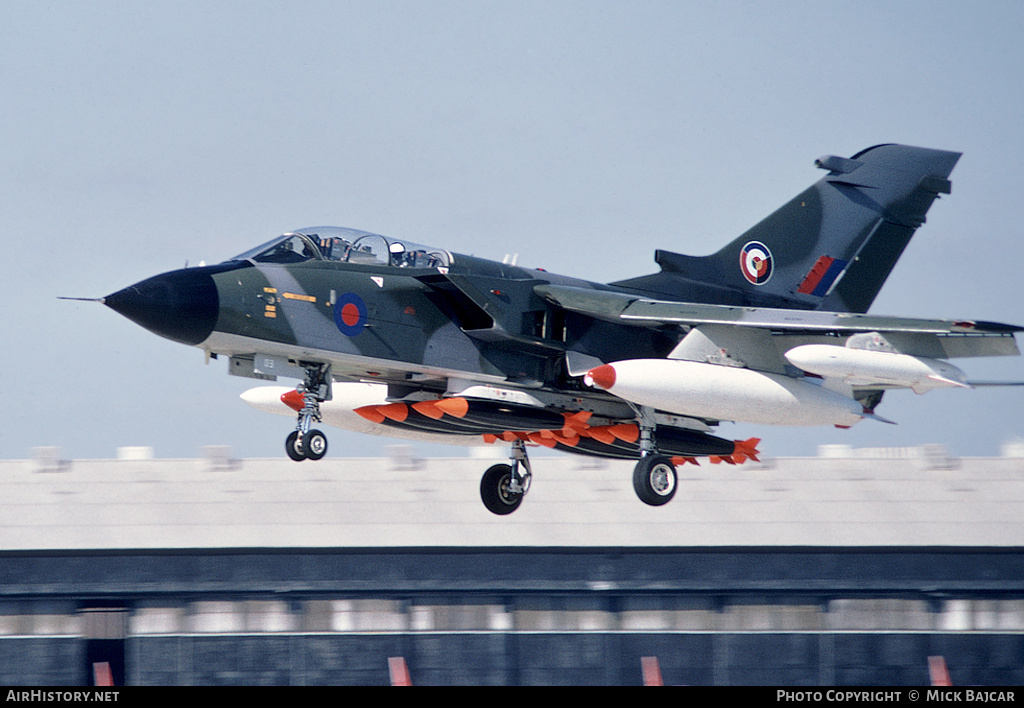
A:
612 144 961 313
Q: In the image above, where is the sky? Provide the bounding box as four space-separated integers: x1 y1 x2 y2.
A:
2 0 1023 461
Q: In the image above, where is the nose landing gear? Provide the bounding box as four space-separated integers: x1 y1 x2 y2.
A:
285 363 331 462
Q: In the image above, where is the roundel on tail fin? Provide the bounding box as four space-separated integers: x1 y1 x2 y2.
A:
740 241 773 285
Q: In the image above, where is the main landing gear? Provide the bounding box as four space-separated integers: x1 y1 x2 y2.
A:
631 408 677 507
286 364 331 462
477 409 682 515
480 438 532 515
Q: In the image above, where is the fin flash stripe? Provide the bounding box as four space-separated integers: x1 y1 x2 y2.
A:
797 255 848 296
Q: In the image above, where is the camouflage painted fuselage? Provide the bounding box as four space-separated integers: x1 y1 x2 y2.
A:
203 253 677 394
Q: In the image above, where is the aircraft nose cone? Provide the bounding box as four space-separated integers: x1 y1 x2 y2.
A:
104 267 219 345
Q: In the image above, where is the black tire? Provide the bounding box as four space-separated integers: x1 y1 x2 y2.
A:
285 431 306 461
633 455 677 506
480 464 524 515
302 429 328 460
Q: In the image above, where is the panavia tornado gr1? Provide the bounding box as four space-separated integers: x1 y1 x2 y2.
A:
95 144 1022 514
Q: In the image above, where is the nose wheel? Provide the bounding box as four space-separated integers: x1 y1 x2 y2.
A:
286 429 328 461
285 363 331 462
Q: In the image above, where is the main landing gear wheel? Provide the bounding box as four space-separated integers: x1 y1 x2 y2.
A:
479 438 533 515
633 455 677 506
480 463 525 515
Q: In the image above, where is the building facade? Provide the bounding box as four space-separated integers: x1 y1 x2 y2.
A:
2 447 1023 685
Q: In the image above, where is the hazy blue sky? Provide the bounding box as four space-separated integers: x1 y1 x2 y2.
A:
3 1 1022 460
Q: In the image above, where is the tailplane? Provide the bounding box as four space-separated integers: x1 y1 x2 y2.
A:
613 144 961 313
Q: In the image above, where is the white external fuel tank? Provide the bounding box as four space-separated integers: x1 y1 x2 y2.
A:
584 360 866 427
240 384 485 446
783 344 969 393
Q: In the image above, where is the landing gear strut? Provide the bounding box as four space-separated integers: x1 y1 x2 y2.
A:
632 407 677 506
286 363 331 462
480 438 532 515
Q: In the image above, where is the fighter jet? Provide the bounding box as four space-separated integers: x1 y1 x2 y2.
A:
94 144 1021 514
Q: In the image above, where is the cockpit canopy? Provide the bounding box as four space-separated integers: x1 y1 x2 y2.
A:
230 227 452 269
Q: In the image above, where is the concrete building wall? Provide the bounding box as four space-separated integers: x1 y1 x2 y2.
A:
2 632 1021 685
